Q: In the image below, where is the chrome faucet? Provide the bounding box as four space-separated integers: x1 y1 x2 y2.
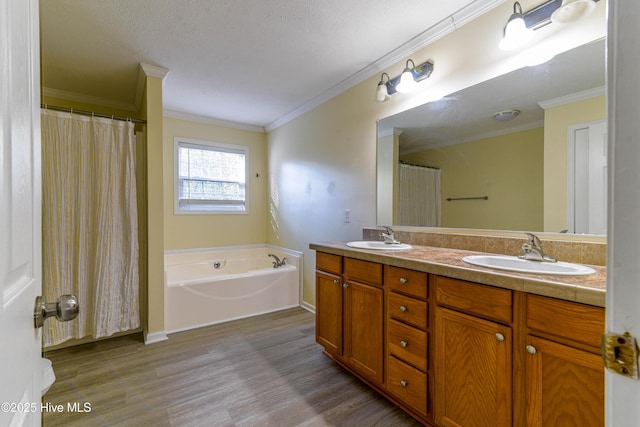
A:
519 232 557 263
268 253 287 268
380 226 401 244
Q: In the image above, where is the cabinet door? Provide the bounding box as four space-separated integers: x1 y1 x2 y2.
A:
316 270 343 356
345 280 384 384
525 335 604 427
435 307 512 427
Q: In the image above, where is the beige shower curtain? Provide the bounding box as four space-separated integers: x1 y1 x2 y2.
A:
399 163 441 227
41 109 140 347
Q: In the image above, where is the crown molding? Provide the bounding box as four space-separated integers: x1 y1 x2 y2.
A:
164 109 265 133
139 62 170 80
264 0 505 132
400 120 544 155
538 85 606 109
41 86 138 112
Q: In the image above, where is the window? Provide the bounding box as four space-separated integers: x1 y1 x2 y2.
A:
174 138 248 213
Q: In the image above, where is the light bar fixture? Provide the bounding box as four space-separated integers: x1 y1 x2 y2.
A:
499 0 600 51
375 59 434 102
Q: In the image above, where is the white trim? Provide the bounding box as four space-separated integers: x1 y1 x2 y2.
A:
300 301 316 314
538 86 606 110
144 331 168 345
263 0 505 132
164 109 265 133
139 62 170 80
401 120 544 155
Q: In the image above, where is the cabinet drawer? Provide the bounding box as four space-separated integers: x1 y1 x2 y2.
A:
388 292 428 330
388 319 428 371
386 266 428 299
316 252 342 275
344 258 383 286
527 294 605 349
435 275 512 324
387 355 428 416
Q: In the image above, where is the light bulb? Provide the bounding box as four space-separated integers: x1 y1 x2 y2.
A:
396 68 417 93
376 82 389 102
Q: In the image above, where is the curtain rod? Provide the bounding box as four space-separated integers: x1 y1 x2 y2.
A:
41 104 147 124
399 160 440 170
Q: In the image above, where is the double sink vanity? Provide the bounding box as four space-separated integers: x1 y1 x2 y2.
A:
310 231 605 426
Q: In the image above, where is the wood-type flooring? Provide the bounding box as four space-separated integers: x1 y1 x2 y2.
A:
43 308 422 427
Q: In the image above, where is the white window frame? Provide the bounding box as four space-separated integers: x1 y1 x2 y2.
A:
174 137 249 215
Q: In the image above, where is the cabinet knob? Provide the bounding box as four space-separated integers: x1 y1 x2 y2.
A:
343 283 349 289
400 277 408 284
400 340 408 348
399 305 407 313
400 380 408 388
526 345 537 355
495 333 505 342
333 279 340 284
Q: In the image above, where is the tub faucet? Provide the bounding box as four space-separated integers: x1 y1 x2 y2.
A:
519 232 557 263
380 226 401 244
268 253 287 268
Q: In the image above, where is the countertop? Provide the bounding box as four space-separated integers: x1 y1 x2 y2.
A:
309 241 606 307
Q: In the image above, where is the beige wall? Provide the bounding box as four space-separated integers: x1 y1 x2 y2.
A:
162 117 268 249
268 1 606 307
543 95 606 232
401 127 544 231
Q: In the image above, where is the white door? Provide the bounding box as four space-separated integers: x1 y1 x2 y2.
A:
568 120 607 235
0 0 42 426
606 1 640 426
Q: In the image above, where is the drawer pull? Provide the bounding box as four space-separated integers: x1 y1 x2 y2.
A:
526 345 537 355
343 283 349 289
333 279 340 284
399 305 407 313
400 380 408 387
400 340 408 348
495 333 505 342
400 277 408 284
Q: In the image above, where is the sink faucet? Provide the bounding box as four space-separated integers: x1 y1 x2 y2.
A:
380 226 401 244
519 232 557 262
268 253 287 268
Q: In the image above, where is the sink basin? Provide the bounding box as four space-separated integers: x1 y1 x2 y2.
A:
346 241 412 251
462 255 596 276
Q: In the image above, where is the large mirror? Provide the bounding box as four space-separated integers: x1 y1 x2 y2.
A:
377 38 606 235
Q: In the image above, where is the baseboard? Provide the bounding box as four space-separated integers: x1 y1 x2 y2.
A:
144 330 168 345
300 300 315 314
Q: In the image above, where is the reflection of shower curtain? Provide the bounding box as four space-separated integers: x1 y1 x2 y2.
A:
41 110 139 347
399 163 441 226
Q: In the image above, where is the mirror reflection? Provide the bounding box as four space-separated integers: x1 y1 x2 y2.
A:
377 38 606 235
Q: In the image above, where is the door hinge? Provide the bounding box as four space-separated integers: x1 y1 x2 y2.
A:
602 332 639 379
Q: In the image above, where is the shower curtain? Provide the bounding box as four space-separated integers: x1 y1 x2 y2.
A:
399 163 442 227
41 109 140 347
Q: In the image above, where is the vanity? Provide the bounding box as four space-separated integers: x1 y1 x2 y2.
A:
310 238 606 427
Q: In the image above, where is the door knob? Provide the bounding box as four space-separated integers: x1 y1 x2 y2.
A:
34 295 79 328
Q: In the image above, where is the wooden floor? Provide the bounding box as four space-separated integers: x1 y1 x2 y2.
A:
43 308 422 427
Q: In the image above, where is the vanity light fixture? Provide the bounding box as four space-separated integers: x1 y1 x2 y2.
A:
376 73 391 102
551 0 596 24
498 0 601 51
499 2 534 51
374 60 434 102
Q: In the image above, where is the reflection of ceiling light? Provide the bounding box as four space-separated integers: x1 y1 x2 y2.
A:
493 110 521 121
551 0 596 24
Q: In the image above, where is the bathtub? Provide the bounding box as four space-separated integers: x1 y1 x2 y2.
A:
164 245 302 333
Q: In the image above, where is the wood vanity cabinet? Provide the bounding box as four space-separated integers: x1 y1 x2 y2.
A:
315 252 384 384
385 265 430 418
434 275 513 427
315 250 605 427
524 294 605 427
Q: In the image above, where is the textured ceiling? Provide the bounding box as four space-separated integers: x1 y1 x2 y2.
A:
39 0 501 129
